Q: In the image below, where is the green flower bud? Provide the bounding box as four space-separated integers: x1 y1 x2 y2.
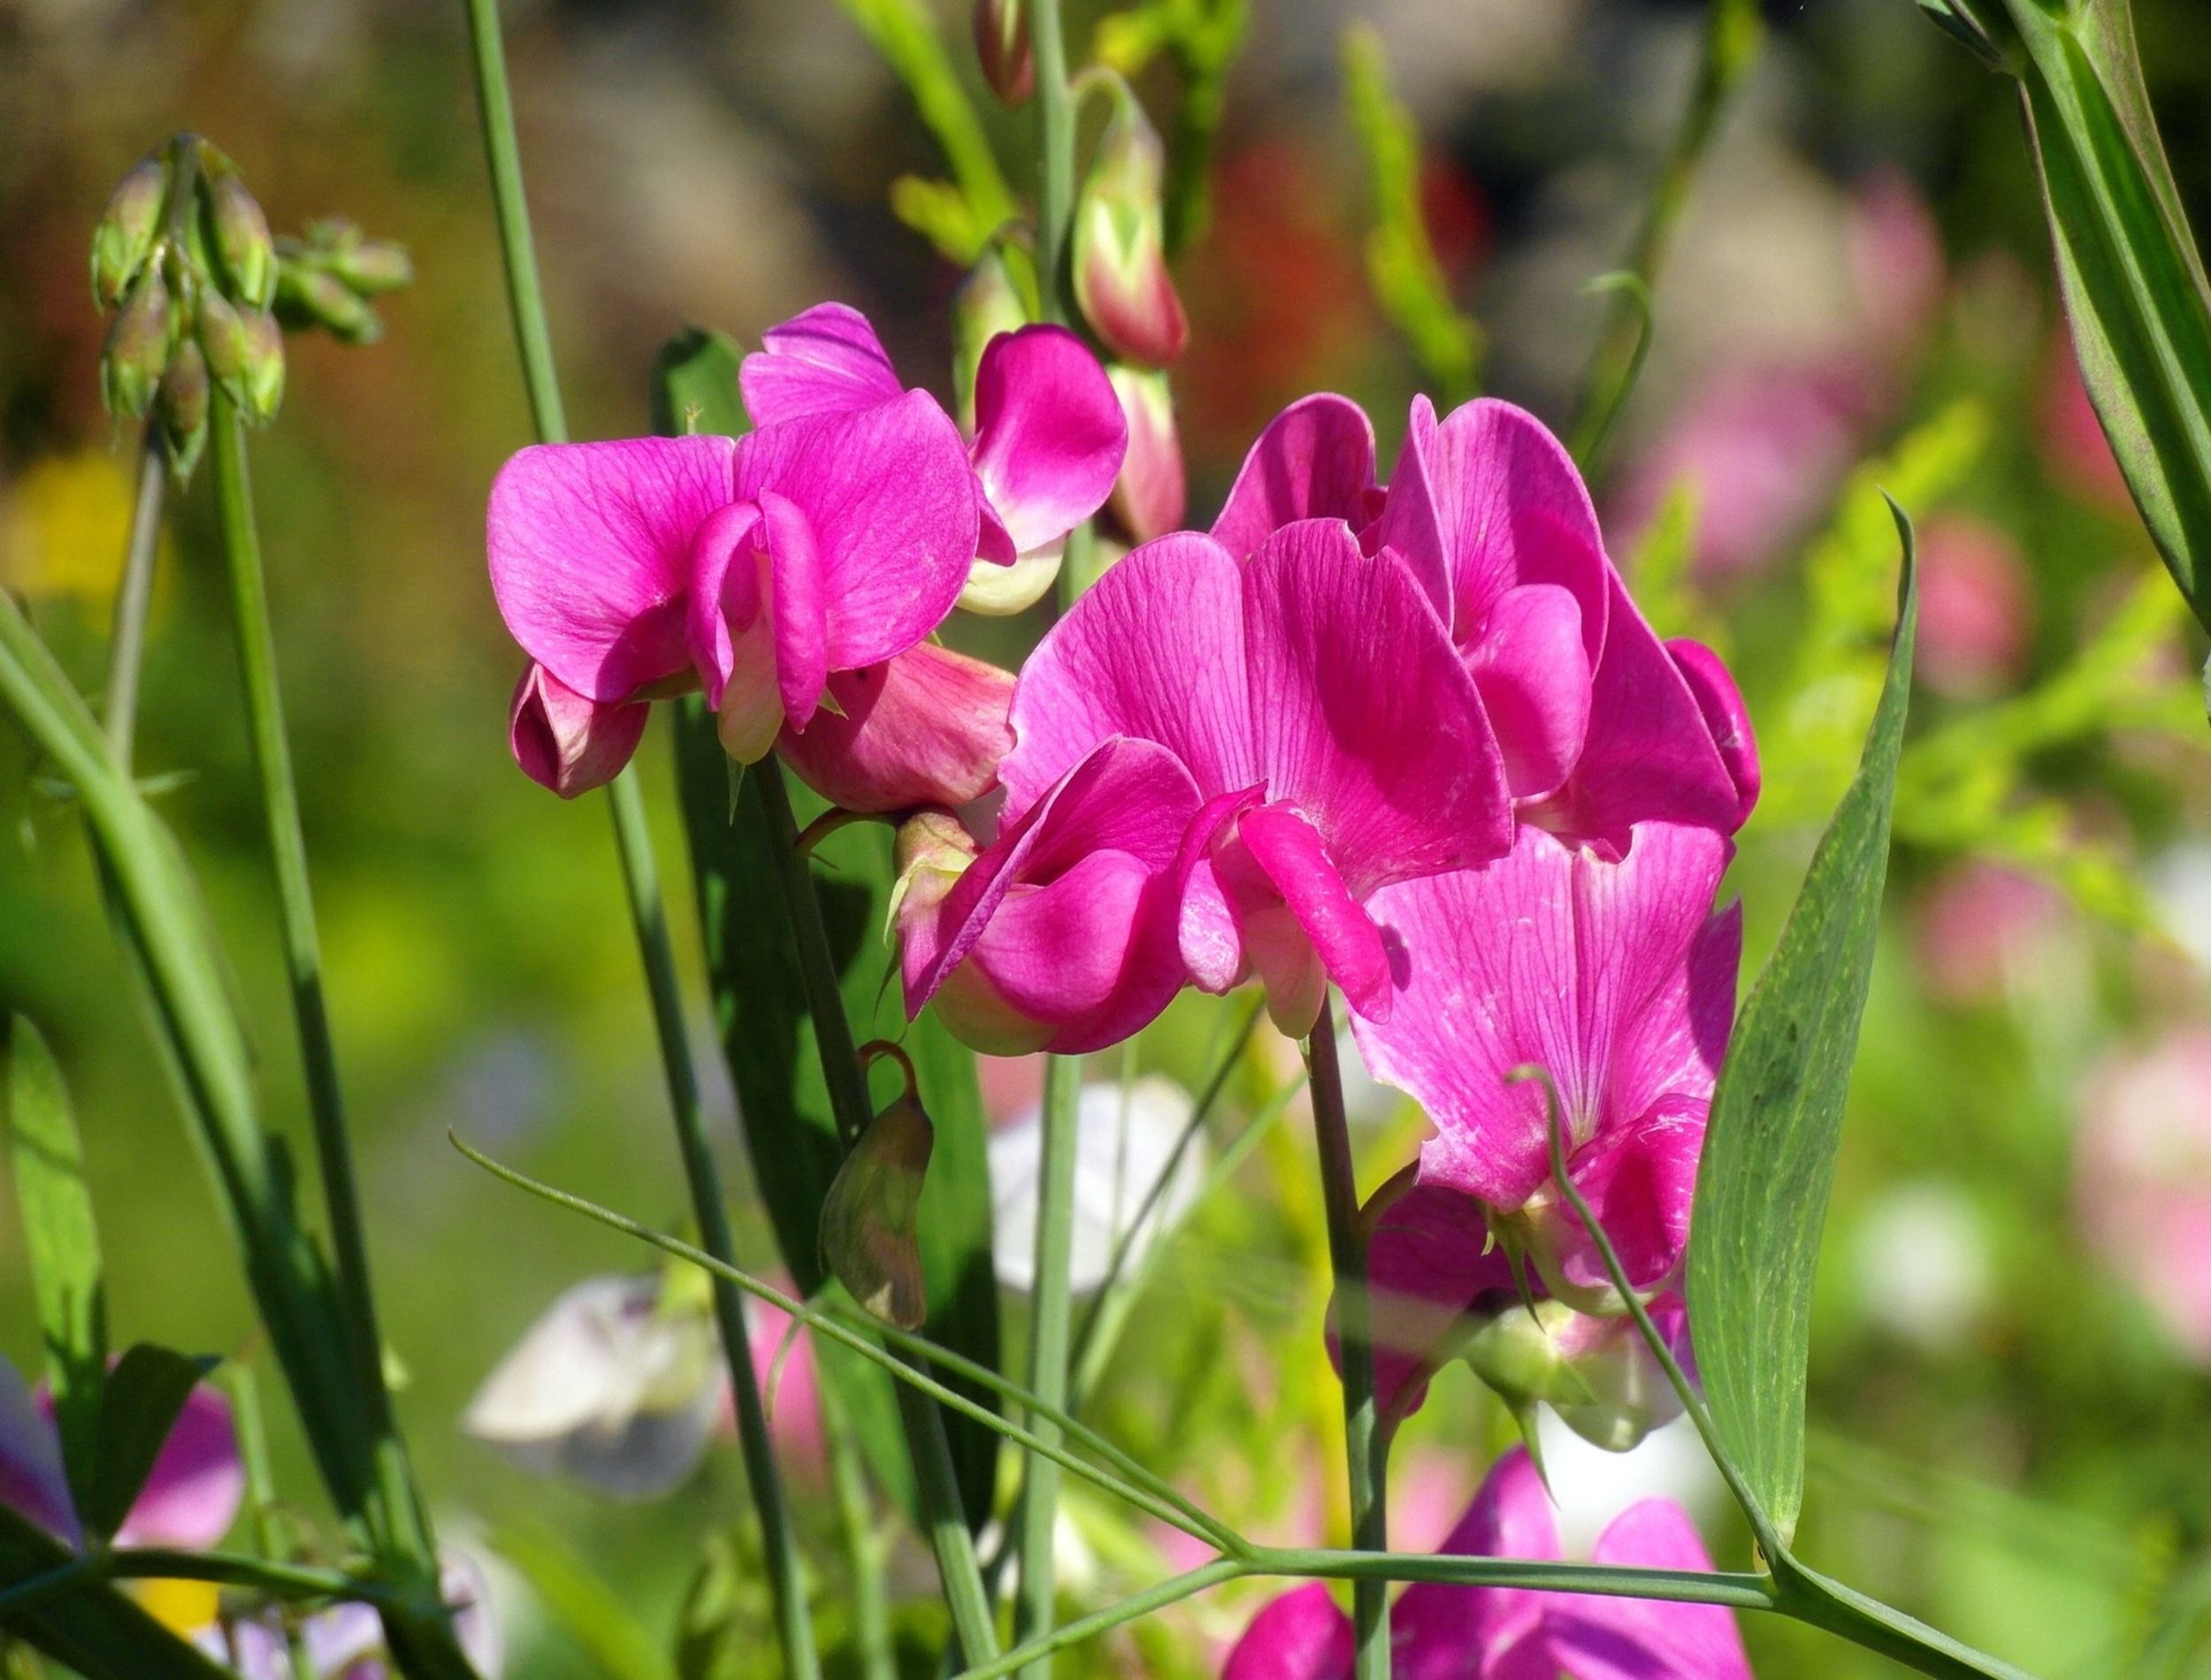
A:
90 155 170 309
204 171 277 309
328 236 414 297
100 272 172 418
1072 77 1189 367
952 242 1034 431
972 0 1033 108
277 263 381 345
157 340 210 479
195 287 251 396
240 308 286 423
820 1047 935 1330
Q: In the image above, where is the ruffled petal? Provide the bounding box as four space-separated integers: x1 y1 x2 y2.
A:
969 325 1127 554
1211 393 1379 560
1466 583 1593 802
738 302 903 428
1669 638 1762 829
1358 1183 1518 1422
1236 801 1391 1024
487 435 737 702
1544 1099 1710 1298
1393 1447 1562 1671
114 1383 244 1551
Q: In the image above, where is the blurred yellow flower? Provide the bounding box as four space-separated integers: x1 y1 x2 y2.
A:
0 449 163 604
132 1575 222 1637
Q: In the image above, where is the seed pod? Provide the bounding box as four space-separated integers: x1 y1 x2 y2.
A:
100 272 172 419
819 1048 935 1330
90 154 170 309
203 172 278 309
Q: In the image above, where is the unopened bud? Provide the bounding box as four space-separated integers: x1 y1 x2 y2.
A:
157 340 210 479
973 0 1034 107
328 236 414 297
239 309 286 423
1072 80 1190 367
195 288 251 396
952 245 1033 431
90 155 170 309
278 264 381 345
101 273 172 419
1464 1298 1685 1455
820 1047 935 1330
1106 364 1185 542
203 172 277 309
889 809 980 935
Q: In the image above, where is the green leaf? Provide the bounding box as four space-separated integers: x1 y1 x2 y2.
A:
652 328 1002 1531
0 1501 232 1678
83 1342 218 1540
1988 0 2211 633
4 1015 106 1515
1686 501 1918 1547
493 1522 676 1680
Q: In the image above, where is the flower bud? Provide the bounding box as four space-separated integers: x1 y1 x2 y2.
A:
1106 364 1185 541
328 236 415 297
100 273 172 419
157 339 210 477
509 663 650 798
778 643 1014 813
90 155 170 309
820 1050 935 1330
1072 81 1190 367
277 263 381 345
195 288 251 395
1462 1297 1687 1455
239 308 286 424
203 171 276 309
952 246 1033 431
972 0 1034 107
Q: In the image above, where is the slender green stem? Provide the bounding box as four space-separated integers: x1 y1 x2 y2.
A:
103 431 165 767
107 1549 420 1613
752 758 1001 1664
823 1386 896 1680
229 1364 317 1680
1566 0 1761 477
1255 1546 1775 1607
1013 1053 1083 1669
959 1559 1251 1680
1030 0 1078 326
1305 997 1389 1680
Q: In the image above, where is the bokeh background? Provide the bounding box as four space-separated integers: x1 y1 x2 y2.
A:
5 0 2211 1673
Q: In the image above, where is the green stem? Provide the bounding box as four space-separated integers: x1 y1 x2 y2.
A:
457 4 822 1673
209 394 429 1589
1013 1053 1083 1669
1030 0 1078 326
752 758 1001 1665
823 1386 897 1680
1566 0 1761 477
1305 997 1389 1680
606 773 821 1679
106 1550 421 1613
959 1558 1251 1680
103 431 165 766
228 1364 317 1680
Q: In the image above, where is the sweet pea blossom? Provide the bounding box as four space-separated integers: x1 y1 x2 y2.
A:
903 519 1513 1044
1224 1447 1752 1679
200 1552 503 1680
740 302 1126 615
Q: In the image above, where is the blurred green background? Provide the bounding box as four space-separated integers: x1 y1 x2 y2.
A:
7 0 2211 1673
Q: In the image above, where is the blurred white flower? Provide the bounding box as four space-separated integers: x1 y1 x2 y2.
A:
1850 1180 1995 1350
1533 1412 1724 1562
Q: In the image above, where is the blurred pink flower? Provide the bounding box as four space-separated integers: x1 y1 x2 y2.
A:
2037 336 2131 513
2077 1030 2211 1364
1912 861 2070 1005
1915 514 2032 699
1223 1447 1752 1679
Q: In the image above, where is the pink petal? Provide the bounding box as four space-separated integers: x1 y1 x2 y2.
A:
487 436 736 702
115 1382 244 1551
0 1356 76 1546
732 394 981 676
1242 520 1511 897
970 325 1128 554
1236 802 1392 1023
1669 639 1762 829
685 500 768 706
1544 1100 1711 1297
777 643 1014 813
738 302 903 428
1358 1183 1518 1422
1212 394 1379 561
1466 584 1593 802
1548 1501 1753 1680
1374 397 1610 651
1357 823 1734 1211
1177 851 1246 995
1107 363 1187 543
1393 1447 1562 1670
1225 1583 1354 1680
758 489 830 728
508 663 650 798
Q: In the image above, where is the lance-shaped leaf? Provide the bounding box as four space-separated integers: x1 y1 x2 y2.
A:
654 328 1001 1529
1686 502 1917 1546
1953 0 2211 632
83 1343 219 1541
5 1015 106 1515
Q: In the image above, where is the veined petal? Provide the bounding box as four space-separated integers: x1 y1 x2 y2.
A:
1542 1099 1710 1299
1211 393 1378 560
487 435 736 702
1467 583 1593 802
1242 520 1511 895
1223 1583 1354 1680
1236 802 1391 1024
685 500 766 706
508 663 650 798
734 393 980 675
1549 1501 1753 1680
738 301 903 427
970 325 1127 554
758 489 829 729
777 643 1014 813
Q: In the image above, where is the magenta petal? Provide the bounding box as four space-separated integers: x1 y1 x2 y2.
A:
1242 521 1511 895
777 644 1014 813
738 302 903 428
1669 638 1762 829
1224 1583 1354 1680
1358 1183 1518 1422
1393 1447 1562 1672
1177 851 1245 995
970 325 1128 554
0 1357 76 1546
115 1383 243 1551
733 393 981 675
685 499 766 707
975 494 1020 565
487 436 737 703
1467 583 1593 802
1238 802 1391 1022
1546 1100 1710 1296
1549 1502 1754 1680
508 663 650 798
1211 394 1379 560
754 489 829 728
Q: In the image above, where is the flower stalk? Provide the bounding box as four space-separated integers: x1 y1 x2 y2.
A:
1012 1052 1083 1670
103 431 166 764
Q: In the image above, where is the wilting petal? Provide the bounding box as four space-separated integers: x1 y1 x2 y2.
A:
1224 1582 1354 1680
487 435 736 702
1547 1501 1753 1680
1212 394 1378 560
1358 1183 1518 1422
733 393 980 676
0 1355 76 1546
777 643 1014 813
970 325 1127 554
1668 638 1761 829
738 302 903 428
1465 583 1592 802
114 1382 243 1550
509 663 650 798
1235 802 1391 1026
1358 823 1735 1211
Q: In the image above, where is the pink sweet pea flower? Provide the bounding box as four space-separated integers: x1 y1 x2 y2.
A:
1209 393 1382 559
907 520 1512 1042
1354 822 1740 1317
740 302 1126 615
1225 1448 1752 1680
